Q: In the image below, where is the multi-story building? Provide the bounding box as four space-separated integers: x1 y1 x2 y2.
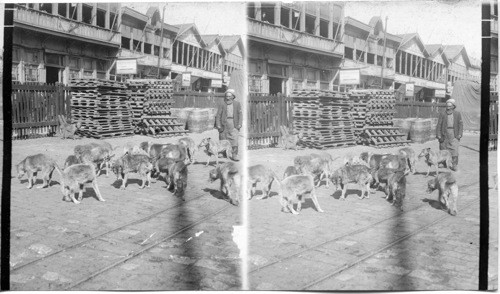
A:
443 45 480 87
491 0 498 92
247 1 344 95
219 35 245 75
342 16 400 89
12 3 121 84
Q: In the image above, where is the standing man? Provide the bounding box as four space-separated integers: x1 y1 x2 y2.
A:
436 98 463 171
215 89 242 161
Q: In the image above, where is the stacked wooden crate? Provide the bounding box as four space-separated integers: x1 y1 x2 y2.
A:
292 90 356 149
70 79 134 138
349 89 410 147
127 79 186 137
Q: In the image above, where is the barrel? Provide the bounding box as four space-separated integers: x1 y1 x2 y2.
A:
395 118 417 140
187 108 210 133
170 107 193 130
206 108 217 130
429 118 438 139
410 118 432 143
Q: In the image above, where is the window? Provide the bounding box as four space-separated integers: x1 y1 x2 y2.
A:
269 64 286 77
26 50 40 64
39 3 52 14
69 3 77 20
82 4 93 24
83 58 93 71
247 2 256 19
249 60 261 74
291 10 301 30
305 14 315 34
377 55 383 66
319 19 328 38
344 47 354 60
332 23 340 40
58 3 67 17
154 46 160 56
69 57 80 69
12 47 20 62
367 53 375 65
281 7 290 27
292 67 303 79
261 4 275 24
386 58 393 69
144 43 152 55
320 70 331 81
121 37 130 50
25 65 39 82
45 53 63 67
12 64 19 81
96 60 107 71
306 69 317 80
133 40 142 52
96 9 106 28
356 50 365 62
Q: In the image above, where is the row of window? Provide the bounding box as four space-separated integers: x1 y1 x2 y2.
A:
171 41 223 73
247 3 341 40
344 47 393 68
249 60 331 82
121 37 169 59
395 51 445 82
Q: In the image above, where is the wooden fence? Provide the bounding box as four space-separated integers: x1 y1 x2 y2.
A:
490 92 498 151
394 101 447 119
248 94 293 147
172 91 225 108
11 82 71 139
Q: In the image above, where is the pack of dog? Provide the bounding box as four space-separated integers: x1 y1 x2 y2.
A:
111 153 153 190
293 154 331 188
198 137 233 166
418 148 453 177
248 164 280 200
426 172 458 216
16 154 58 189
55 163 105 204
278 174 324 215
330 164 373 200
208 162 241 206
74 143 114 177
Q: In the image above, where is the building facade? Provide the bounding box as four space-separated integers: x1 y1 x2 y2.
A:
247 1 344 95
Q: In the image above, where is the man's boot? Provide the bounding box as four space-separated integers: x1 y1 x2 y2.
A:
232 146 239 161
451 156 458 171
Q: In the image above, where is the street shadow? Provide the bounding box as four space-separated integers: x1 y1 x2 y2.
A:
18 178 60 187
422 198 446 211
330 189 363 200
111 178 146 189
193 159 230 167
202 187 227 201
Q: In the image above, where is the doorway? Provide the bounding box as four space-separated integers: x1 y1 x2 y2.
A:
46 66 60 84
269 77 283 95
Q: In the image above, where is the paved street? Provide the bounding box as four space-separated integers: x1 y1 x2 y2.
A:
247 134 497 290
9 130 243 290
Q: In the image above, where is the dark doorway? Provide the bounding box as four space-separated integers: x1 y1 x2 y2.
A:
46 67 60 84
269 77 283 95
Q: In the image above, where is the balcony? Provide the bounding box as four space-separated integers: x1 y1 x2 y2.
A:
119 49 172 69
343 59 395 79
247 18 343 57
14 6 121 46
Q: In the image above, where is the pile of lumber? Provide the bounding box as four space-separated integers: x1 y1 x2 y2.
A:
349 89 410 147
291 90 356 149
70 78 134 138
127 79 186 137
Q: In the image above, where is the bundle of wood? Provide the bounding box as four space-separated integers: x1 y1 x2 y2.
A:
291 90 356 149
349 89 410 147
70 79 134 139
127 79 186 137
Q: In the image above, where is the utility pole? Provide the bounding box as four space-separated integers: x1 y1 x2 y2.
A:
157 4 166 79
380 16 388 89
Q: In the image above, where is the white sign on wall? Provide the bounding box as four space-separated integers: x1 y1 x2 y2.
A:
116 59 137 75
339 69 360 85
435 89 446 98
211 79 222 88
182 72 191 87
405 83 414 97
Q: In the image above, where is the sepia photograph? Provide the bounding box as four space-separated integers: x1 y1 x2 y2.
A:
0 0 498 292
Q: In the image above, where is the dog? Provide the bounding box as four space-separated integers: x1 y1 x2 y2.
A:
16 154 57 189
278 174 324 214
330 165 373 200
208 162 240 205
178 137 197 163
379 154 408 172
54 164 105 204
386 170 406 210
89 141 114 175
426 172 458 216
198 137 233 166
360 152 393 172
283 166 299 178
154 157 176 183
64 155 81 169
343 154 365 166
398 147 417 174
167 161 189 200
112 153 153 190
74 144 114 176
160 143 188 163
58 115 81 139
294 155 331 188
139 141 172 160
372 167 398 189
279 125 303 150
418 148 453 177
248 165 280 200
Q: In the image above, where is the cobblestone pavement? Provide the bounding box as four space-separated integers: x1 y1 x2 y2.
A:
247 134 498 291
9 130 243 290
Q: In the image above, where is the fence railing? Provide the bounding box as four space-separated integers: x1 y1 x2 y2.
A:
248 93 293 147
172 91 225 109
490 92 498 150
11 82 71 139
394 101 447 118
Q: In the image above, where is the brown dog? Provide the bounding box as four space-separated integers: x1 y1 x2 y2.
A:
283 165 299 178
16 154 57 189
178 137 197 163
427 172 458 216
167 161 189 200
74 144 114 176
208 162 240 205
398 147 417 174
160 143 188 163
112 154 153 190
386 170 406 210
198 137 233 166
360 152 393 172
55 164 105 204
248 164 280 200
418 148 453 177
278 174 324 214
330 165 373 200
294 155 330 188
153 157 176 183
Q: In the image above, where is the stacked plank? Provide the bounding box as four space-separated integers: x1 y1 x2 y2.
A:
292 90 356 149
349 89 410 147
127 79 186 137
70 79 134 138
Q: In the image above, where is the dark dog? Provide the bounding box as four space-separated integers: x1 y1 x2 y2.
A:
360 152 393 172
16 154 57 189
154 157 176 183
160 143 188 163
64 155 81 169
427 172 458 216
178 137 197 163
283 165 299 178
58 115 81 139
386 170 406 210
208 162 240 205
418 148 453 177
330 165 373 200
294 155 330 188
139 141 172 161
398 147 417 174
248 164 280 200
112 154 153 190
278 174 324 214
54 164 105 204
74 144 114 176
198 137 233 166
167 161 189 200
